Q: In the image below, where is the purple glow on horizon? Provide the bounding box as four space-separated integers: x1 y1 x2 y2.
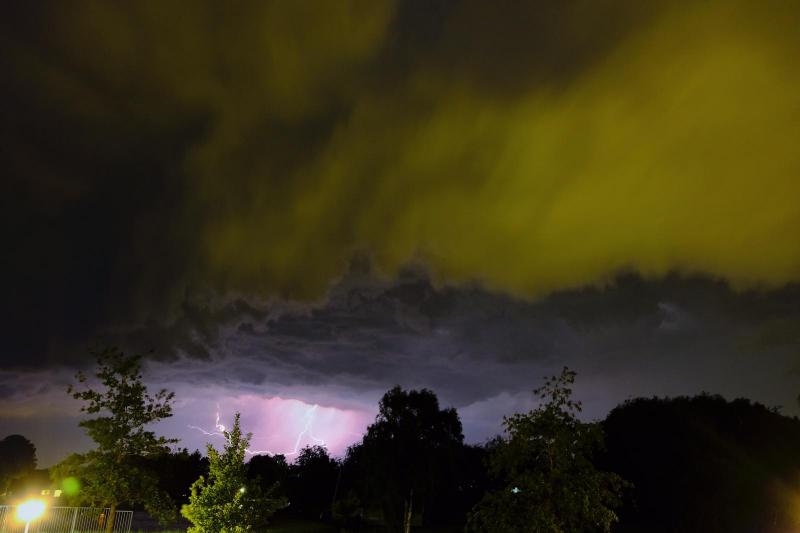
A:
188 394 374 459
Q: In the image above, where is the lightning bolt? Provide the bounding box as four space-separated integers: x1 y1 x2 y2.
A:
188 403 226 437
189 403 326 457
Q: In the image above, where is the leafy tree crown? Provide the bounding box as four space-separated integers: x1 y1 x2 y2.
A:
181 413 285 533
68 348 177 455
468 367 627 533
52 348 177 526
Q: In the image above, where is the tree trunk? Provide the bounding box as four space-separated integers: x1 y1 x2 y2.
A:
403 488 413 533
105 504 116 533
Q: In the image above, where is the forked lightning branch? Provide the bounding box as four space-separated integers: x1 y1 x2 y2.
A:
188 404 325 457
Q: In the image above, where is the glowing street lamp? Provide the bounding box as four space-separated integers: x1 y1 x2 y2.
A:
16 499 46 533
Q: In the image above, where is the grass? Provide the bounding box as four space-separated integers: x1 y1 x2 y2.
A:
266 518 338 532
133 518 462 532
130 529 186 533
129 519 338 533
130 531 186 533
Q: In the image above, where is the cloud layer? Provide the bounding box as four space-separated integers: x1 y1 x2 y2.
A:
4 272 798 466
3 1 800 366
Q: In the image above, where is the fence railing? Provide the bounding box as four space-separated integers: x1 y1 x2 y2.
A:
0 507 132 533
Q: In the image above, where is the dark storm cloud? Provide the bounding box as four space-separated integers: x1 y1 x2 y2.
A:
99 269 798 411
3 0 800 371
3 269 799 464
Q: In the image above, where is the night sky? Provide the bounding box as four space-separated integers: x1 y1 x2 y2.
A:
2 0 799 467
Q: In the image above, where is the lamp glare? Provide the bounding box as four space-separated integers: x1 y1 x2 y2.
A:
17 499 46 522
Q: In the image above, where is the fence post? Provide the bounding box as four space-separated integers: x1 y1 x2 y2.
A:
69 508 78 533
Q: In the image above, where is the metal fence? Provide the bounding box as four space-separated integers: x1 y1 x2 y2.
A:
0 507 133 533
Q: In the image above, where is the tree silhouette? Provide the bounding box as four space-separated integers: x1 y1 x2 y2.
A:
286 445 339 520
247 453 289 495
0 434 37 496
360 386 464 533
143 448 209 506
468 367 626 533
603 394 800 532
333 443 368 529
51 348 177 531
426 443 492 527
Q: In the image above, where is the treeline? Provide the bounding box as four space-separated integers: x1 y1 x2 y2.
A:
238 388 800 532
5 393 800 532
3 351 800 532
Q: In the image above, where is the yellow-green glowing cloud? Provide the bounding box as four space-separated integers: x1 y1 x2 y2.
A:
18 0 800 301
199 1 800 297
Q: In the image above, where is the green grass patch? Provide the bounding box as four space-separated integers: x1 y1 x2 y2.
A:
266 518 338 532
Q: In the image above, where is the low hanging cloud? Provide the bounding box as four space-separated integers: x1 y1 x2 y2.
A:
3 271 799 466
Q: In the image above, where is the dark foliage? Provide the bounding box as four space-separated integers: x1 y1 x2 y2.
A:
332 443 369 529
0 434 37 496
247 453 290 494
359 386 465 532
603 394 800 532
143 449 209 506
286 445 340 520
